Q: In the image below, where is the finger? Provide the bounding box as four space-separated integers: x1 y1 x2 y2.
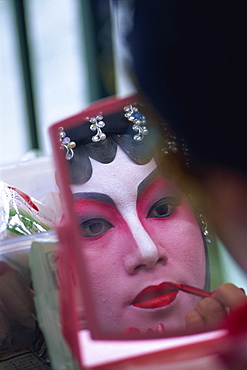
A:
212 283 247 310
124 327 140 335
193 297 227 324
185 309 205 327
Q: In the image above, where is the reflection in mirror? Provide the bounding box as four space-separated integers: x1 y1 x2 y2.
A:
50 95 242 341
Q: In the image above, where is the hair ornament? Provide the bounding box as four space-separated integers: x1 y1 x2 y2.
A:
161 122 190 167
88 115 106 142
123 104 149 141
162 137 178 155
161 123 178 155
58 126 76 160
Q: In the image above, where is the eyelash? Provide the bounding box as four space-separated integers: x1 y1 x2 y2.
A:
147 196 180 219
79 218 114 238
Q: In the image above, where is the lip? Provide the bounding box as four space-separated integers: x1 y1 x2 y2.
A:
131 282 178 309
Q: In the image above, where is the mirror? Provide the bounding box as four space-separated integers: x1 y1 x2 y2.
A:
49 94 232 344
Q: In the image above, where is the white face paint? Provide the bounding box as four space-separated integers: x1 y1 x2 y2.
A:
72 148 158 261
72 147 206 334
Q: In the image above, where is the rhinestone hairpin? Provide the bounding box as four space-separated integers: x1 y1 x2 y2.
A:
161 123 190 168
160 122 178 155
58 126 76 160
88 115 106 142
123 104 149 141
161 137 179 155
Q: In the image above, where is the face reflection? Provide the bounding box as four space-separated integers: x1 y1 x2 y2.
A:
71 148 206 334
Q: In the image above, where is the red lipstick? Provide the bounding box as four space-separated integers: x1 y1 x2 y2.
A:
132 282 178 309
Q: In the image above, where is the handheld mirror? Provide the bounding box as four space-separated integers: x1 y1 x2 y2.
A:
49 94 218 362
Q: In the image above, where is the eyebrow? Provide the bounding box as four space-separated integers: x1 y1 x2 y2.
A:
74 168 160 205
137 168 160 197
74 192 116 207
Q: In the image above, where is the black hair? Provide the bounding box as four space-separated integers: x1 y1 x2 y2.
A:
66 108 159 184
128 0 247 175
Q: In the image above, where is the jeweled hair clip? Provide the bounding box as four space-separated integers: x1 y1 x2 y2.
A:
123 104 149 141
58 126 76 160
161 122 190 167
161 137 178 155
88 114 106 142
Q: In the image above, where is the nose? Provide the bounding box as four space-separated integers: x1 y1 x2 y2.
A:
123 213 167 274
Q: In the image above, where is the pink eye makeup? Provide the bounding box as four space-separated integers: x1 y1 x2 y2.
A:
73 194 116 220
147 196 181 219
79 218 114 238
137 170 182 220
73 193 121 240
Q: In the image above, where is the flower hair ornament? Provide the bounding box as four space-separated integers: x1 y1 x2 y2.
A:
88 114 106 142
58 127 76 160
58 114 107 160
160 122 190 168
58 103 151 162
123 104 149 141
57 100 190 170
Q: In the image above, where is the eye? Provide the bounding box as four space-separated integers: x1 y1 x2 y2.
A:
147 197 179 218
79 218 114 237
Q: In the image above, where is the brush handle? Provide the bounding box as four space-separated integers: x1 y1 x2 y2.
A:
178 284 212 298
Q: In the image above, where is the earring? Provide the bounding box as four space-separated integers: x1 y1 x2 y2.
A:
123 105 149 141
58 127 76 160
88 115 106 142
198 212 211 244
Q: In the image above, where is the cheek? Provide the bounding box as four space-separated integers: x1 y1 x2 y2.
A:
78 235 123 310
78 227 135 328
146 217 203 256
141 208 206 283
78 222 133 284
169 220 205 268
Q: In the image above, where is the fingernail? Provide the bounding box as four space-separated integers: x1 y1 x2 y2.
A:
156 323 165 333
124 327 140 334
146 328 155 333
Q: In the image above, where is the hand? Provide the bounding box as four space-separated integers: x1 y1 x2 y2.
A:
185 283 246 327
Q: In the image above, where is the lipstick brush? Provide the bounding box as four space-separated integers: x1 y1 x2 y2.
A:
168 282 212 298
